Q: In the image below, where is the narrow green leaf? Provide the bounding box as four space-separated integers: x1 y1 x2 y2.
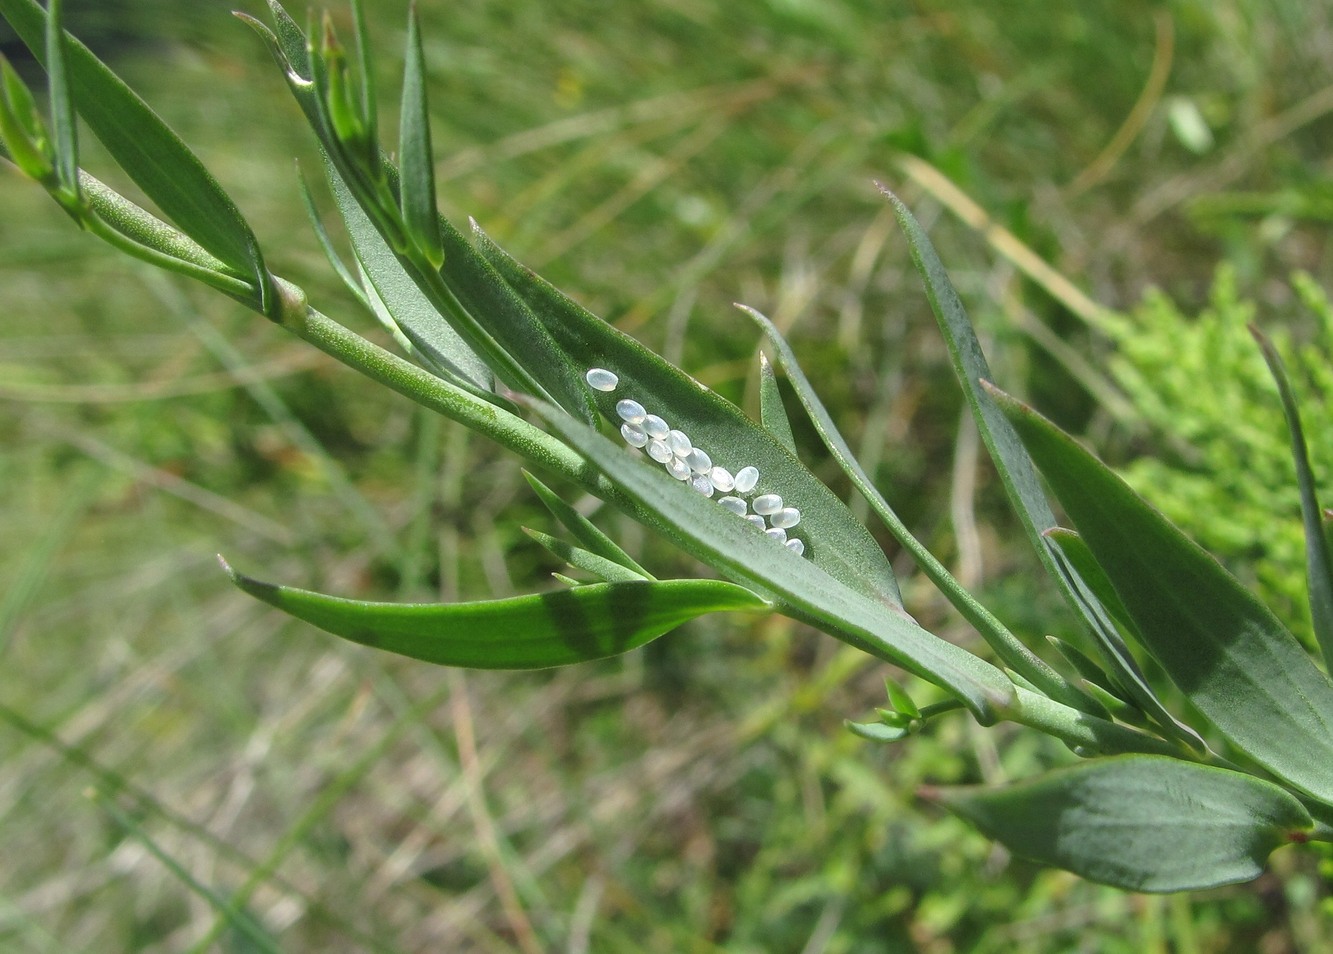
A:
296 166 373 311
884 676 921 719
882 190 1186 722
847 720 911 743
1044 528 1138 642
0 0 269 297
476 226 904 611
435 214 597 419
935 755 1312 892
322 155 493 393
0 54 55 181
522 528 648 584
530 399 1017 723
759 351 797 452
523 471 652 579
1045 635 1118 695
1080 680 1152 728
235 3 308 82
1252 326 1333 672
43 0 77 195
252 3 597 421
741 304 1092 712
349 0 376 144
223 558 766 669
991 383 1333 804
398 4 443 269
1044 526 1204 750
319 16 365 152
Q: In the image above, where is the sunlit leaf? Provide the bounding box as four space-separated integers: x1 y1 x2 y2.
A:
935 755 1312 892
882 190 1183 721
397 4 443 269
883 676 920 719
296 168 373 311
250 3 597 421
349 0 376 144
741 304 1091 712
992 383 1333 804
476 226 904 611
530 398 1017 723
846 720 911 743
323 155 494 394
1252 325 1333 672
0 0 269 300
43 0 76 196
522 528 647 584
759 351 797 452
1044 527 1204 750
0 55 55 180
524 471 652 579
224 558 767 669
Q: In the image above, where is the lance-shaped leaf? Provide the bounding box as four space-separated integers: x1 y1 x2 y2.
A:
0 0 269 301
0 54 55 180
991 383 1333 804
524 471 652 579
397 4 443 269
246 4 597 422
522 528 647 584
322 155 493 394
934 755 1313 892
475 225 904 611
1045 635 1118 695
349 0 376 144
223 558 766 669
741 304 1091 713
43 0 77 196
1044 527 1205 751
759 352 797 452
846 720 911 743
881 189 1181 720
530 398 1016 723
1252 326 1333 672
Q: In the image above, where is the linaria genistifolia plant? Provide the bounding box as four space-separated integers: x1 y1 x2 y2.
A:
3 0 1332 892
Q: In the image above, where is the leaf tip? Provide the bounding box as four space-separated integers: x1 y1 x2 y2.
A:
218 556 280 605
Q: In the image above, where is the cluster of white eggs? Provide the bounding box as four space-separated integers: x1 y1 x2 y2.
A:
584 367 805 557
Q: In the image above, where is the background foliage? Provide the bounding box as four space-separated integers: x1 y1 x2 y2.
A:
2 0 1331 949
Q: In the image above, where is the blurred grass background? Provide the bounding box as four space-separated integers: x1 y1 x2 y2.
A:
2 0 1331 950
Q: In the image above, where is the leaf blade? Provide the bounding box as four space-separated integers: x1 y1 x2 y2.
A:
523 471 652 579
397 4 443 268
1251 326 1333 672
531 399 1016 723
323 154 494 392
936 755 1312 892
475 225 905 610
992 383 1333 804
883 190 1183 722
759 351 797 452
0 0 268 295
225 559 766 670
741 304 1094 712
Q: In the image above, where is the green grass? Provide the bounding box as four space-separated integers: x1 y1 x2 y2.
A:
3 0 1332 949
